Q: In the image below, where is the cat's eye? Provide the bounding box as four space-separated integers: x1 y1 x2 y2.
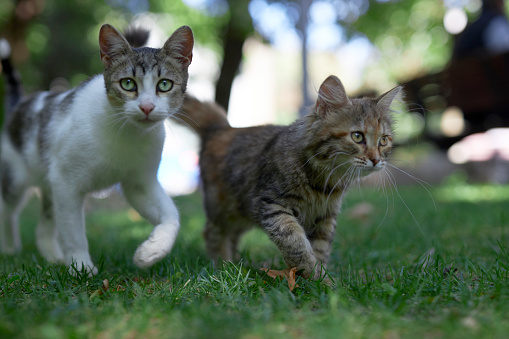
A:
351 132 365 143
380 136 389 146
157 79 173 92
120 78 137 92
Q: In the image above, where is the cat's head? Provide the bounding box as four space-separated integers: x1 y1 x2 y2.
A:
306 75 402 175
99 24 193 129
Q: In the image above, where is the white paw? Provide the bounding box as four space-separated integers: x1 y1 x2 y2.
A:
66 253 98 277
133 223 178 268
0 244 21 255
36 237 64 263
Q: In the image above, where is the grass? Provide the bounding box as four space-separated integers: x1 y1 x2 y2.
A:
1 179 508 338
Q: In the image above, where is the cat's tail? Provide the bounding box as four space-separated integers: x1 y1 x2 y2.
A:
175 95 231 136
123 26 150 48
0 38 22 116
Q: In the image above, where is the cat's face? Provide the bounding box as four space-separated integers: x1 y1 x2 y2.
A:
99 24 193 129
307 75 401 175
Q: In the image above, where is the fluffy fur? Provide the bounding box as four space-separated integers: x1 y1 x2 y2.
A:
0 24 194 274
179 76 402 279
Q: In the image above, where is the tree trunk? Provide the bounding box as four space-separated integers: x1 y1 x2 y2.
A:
297 0 313 117
214 0 253 113
214 23 245 112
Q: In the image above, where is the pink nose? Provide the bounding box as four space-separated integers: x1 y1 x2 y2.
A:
139 103 155 117
371 157 380 166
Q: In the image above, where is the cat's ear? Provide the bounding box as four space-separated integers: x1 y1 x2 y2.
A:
162 26 194 68
315 75 351 116
99 24 132 67
376 86 403 112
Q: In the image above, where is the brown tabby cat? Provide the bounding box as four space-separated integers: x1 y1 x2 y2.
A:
178 75 402 279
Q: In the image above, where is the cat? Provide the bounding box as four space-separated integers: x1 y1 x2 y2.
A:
178 76 402 279
0 23 193 275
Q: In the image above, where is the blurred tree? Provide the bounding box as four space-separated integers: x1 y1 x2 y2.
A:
1 0 453 117
296 0 313 115
352 0 450 82
214 0 253 111
0 0 226 92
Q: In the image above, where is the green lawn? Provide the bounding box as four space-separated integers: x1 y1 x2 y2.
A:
1 179 508 338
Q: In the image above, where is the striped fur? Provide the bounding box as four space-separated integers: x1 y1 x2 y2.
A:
0 24 194 275
180 76 402 279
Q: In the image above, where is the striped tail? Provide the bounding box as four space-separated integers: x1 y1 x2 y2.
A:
175 95 231 137
0 39 22 116
123 26 150 48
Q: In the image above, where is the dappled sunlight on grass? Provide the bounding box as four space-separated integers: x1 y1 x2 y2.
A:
436 183 509 203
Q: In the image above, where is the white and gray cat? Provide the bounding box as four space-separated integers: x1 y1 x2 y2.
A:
0 24 193 275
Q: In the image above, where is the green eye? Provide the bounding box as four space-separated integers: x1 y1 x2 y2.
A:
380 136 389 146
351 132 365 143
157 79 173 92
120 78 137 91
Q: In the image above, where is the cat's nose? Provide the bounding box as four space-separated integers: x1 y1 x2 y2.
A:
139 103 155 117
371 157 380 166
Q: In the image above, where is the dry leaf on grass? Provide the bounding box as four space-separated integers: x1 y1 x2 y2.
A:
90 279 110 299
260 267 299 291
347 202 374 221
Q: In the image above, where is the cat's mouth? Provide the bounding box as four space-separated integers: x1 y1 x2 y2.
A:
136 117 162 126
139 118 155 123
353 160 385 174
359 163 384 173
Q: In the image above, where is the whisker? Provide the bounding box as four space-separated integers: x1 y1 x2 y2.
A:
165 119 187 142
172 110 200 129
326 165 354 204
375 169 392 232
385 169 425 236
323 159 352 194
386 163 436 211
387 157 414 166
328 151 350 159
301 149 328 168
169 114 195 132
355 168 363 199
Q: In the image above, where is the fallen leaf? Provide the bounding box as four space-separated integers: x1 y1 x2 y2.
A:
102 279 109 292
90 279 110 299
89 288 103 299
260 267 299 291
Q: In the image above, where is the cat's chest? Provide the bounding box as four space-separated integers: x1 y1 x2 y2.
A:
294 191 342 227
99 130 164 170
52 120 164 187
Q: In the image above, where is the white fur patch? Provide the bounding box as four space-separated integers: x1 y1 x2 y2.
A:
0 39 11 59
133 222 179 268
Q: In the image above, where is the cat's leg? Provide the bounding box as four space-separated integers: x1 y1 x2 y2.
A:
204 220 234 262
35 189 64 263
307 215 337 279
230 230 244 262
51 184 97 275
260 206 319 279
122 178 180 268
0 193 25 254
0 165 29 254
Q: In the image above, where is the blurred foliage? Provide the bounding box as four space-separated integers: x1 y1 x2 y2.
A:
353 0 450 82
0 0 228 92
0 0 465 98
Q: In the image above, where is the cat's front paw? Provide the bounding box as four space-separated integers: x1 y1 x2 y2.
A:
0 234 22 254
0 243 21 255
133 223 178 268
296 259 327 280
66 253 98 277
36 233 64 263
